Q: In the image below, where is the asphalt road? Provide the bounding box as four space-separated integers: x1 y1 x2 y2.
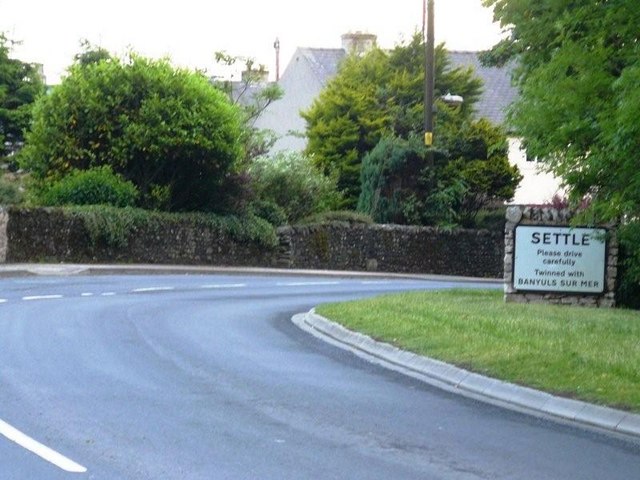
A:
0 273 638 479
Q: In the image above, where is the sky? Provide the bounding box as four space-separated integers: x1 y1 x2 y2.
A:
0 0 505 84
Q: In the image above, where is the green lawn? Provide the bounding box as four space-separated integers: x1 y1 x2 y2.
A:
316 289 640 412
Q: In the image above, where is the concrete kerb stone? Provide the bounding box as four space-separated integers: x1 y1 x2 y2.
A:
295 310 640 441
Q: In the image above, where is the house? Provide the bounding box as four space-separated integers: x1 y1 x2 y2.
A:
253 33 562 205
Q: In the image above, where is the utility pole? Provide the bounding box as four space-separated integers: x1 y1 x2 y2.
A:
424 0 435 165
274 38 281 82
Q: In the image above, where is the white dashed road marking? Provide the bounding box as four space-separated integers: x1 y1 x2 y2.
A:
276 281 341 287
132 287 175 293
200 283 247 289
0 418 87 473
22 295 63 301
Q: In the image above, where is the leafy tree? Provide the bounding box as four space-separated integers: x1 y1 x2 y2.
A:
483 0 640 298
20 53 243 212
0 34 46 158
73 39 112 67
358 120 520 226
212 52 283 162
303 34 483 208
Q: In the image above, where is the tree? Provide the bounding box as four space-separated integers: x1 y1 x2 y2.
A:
483 0 640 215
302 34 484 208
73 39 112 67
20 53 243 212
358 119 521 226
483 0 640 297
212 52 283 162
0 34 45 158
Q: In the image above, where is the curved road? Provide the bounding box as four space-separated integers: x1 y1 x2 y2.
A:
0 273 638 479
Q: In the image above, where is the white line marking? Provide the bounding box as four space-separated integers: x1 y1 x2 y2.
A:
360 281 391 285
200 283 247 289
0 418 87 473
276 281 341 287
132 287 175 293
22 295 63 301
80 293 94 297
100 292 116 296
0 299 7 304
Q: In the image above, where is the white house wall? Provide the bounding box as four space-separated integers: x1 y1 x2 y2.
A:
508 137 563 205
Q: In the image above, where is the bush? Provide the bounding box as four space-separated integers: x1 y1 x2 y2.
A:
617 221 640 309
0 176 24 205
66 205 277 249
37 166 138 207
249 199 288 227
249 152 342 223
297 210 373 225
20 54 243 212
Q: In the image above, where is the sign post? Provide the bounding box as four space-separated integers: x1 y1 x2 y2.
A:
503 206 617 308
514 226 606 293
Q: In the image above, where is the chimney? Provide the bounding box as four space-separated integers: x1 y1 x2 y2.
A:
341 32 377 55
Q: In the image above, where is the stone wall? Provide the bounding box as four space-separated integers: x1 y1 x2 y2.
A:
504 205 617 307
278 223 503 278
5 207 277 267
2 207 504 278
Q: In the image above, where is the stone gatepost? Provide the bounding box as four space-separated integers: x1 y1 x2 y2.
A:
504 205 617 308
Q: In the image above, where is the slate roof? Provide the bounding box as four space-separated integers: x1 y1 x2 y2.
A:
448 51 518 125
294 47 346 84
253 47 518 152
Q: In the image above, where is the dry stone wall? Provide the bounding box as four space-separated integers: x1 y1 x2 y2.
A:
1 207 504 278
278 223 503 278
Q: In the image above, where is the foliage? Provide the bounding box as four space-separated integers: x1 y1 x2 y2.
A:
73 39 112 67
441 119 521 222
249 199 288 227
212 52 284 163
358 123 520 226
248 152 342 224
483 0 640 288
19 53 243 213
0 175 23 204
0 34 46 157
36 165 138 208
296 210 373 226
303 34 483 207
616 222 640 310
66 205 277 250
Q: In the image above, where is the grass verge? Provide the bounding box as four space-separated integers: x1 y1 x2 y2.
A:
316 289 640 412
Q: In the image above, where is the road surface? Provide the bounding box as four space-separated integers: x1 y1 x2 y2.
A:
0 273 638 479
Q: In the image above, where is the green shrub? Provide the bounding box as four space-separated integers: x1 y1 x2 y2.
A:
462 207 507 231
65 205 277 249
297 210 373 225
20 54 243 212
249 199 288 226
0 176 24 205
617 221 640 309
38 166 138 207
249 152 342 223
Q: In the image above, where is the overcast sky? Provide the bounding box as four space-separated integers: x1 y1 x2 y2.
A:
0 0 504 84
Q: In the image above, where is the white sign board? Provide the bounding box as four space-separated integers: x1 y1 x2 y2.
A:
513 226 606 293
